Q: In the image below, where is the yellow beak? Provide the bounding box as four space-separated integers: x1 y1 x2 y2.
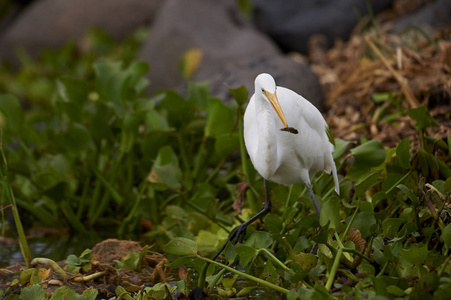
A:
264 91 288 128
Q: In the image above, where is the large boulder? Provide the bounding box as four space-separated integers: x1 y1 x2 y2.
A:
391 0 451 33
252 0 394 53
0 0 163 63
139 0 324 108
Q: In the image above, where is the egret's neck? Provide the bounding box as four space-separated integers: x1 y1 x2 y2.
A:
254 95 279 179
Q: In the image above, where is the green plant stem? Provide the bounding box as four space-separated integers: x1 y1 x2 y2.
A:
197 255 289 295
259 248 291 272
342 248 373 263
0 133 32 267
238 110 256 213
118 181 149 237
325 232 345 291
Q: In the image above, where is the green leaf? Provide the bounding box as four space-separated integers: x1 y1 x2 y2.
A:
347 140 386 180
148 146 181 189
382 218 404 238
164 237 198 256
244 231 273 249
407 106 439 129
321 196 343 230
396 138 411 169
0 94 24 134
442 223 451 248
49 286 76 300
397 184 419 205
333 138 351 160
227 85 248 106
235 244 258 267
350 212 376 238
57 123 91 155
264 214 283 234
21 285 46 300
205 98 236 138
400 243 428 265
354 169 383 197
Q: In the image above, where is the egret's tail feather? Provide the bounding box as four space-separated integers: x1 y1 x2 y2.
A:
332 165 340 195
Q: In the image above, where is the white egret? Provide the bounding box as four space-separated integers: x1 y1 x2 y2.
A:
214 73 339 260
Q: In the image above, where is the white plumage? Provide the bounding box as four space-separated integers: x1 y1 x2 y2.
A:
244 73 339 194
213 73 339 260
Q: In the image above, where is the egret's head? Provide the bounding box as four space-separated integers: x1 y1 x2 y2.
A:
255 73 288 128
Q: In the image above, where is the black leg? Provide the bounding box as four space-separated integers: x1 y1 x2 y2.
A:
212 179 272 261
305 182 321 254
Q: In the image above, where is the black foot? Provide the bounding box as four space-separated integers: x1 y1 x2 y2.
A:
212 223 248 261
310 243 318 255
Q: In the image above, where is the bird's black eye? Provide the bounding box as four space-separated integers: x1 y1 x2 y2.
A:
261 88 265 92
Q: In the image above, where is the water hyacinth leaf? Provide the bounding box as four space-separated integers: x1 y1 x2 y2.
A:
396 138 411 169
158 90 194 128
442 223 451 248
397 184 419 205
228 85 248 107
350 212 376 238
321 196 343 230
244 231 273 249
93 60 124 103
56 78 88 122
407 106 439 130
148 146 181 189
164 237 198 256
0 94 24 134
205 98 236 138
21 285 46 300
214 132 239 158
126 60 150 93
188 81 211 110
264 214 283 234
347 140 386 180
354 169 383 197
235 244 257 267
333 138 352 160
400 243 428 265
382 218 404 238
56 123 91 155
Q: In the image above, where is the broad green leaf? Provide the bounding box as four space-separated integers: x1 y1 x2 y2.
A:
0 94 24 134
57 123 91 155
21 285 46 300
56 78 88 122
407 106 439 129
263 214 283 234
355 169 383 197
234 244 258 267
214 132 239 158
400 243 428 265
321 196 343 230
227 85 248 106
205 98 236 138
350 212 376 238
442 223 451 248
333 138 352 160
382 218 404 238
188 81 211 110
397 184 419 205
148 146 181 189
158 90 194 128
244 231 272 249
164 237 198 256
396 138 411 169
49 286 76 300
347 140 386 180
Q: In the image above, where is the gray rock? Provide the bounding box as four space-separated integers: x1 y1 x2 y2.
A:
252 0 394 53
0 0 163 63
391 0 451 34
139 0 324 108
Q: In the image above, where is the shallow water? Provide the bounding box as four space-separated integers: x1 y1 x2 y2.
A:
0 234 103 267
